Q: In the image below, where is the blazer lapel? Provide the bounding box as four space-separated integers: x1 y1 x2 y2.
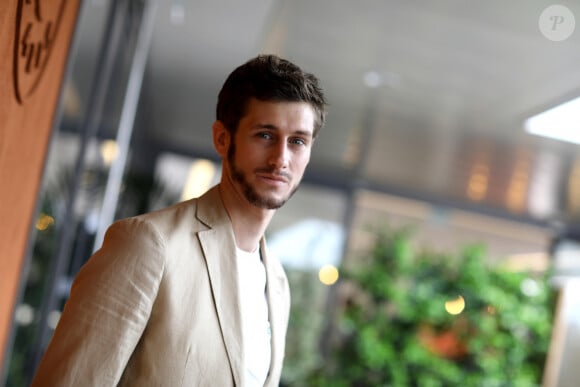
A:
196 187 244 386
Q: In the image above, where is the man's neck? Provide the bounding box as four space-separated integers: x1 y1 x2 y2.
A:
217 183 275 253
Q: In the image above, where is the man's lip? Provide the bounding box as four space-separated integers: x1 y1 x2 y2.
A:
257 173 289 183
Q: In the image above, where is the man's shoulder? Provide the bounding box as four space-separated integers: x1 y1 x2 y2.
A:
117 186 223 237
136 198 197 222
119 198 199 239
135 186 220 223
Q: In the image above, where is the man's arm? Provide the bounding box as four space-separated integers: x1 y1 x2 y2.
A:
31 217 166 386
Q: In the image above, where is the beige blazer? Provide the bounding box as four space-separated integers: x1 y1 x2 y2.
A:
32 186 291 386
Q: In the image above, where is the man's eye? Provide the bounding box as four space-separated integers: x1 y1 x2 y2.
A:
258 132 273 140
290 138 307 146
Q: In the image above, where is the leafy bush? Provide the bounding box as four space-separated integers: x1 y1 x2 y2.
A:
308 227 555 387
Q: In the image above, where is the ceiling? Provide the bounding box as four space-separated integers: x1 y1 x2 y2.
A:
72 0 580 233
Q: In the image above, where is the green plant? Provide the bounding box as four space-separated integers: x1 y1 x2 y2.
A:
308 227 555 387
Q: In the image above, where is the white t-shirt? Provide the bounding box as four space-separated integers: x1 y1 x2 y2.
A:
236 246 271 387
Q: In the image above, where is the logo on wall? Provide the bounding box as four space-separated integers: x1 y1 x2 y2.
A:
13 0 66 105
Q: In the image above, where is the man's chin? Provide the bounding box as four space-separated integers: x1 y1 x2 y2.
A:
231 168 298 210
248 194 287 210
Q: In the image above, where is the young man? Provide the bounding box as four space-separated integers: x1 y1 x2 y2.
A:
31 54 326 386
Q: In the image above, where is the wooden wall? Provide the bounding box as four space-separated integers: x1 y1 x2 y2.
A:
0 0 79 366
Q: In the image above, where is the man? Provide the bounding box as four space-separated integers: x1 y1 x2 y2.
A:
31 54 326 386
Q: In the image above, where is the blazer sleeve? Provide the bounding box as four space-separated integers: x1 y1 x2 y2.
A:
31 217 166 386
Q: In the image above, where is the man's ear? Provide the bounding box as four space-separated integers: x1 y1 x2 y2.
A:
212 120 230 158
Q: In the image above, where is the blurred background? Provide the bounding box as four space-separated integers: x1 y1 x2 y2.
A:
3 0 580 385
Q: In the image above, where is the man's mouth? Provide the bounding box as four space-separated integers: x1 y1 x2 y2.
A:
255 170 291 184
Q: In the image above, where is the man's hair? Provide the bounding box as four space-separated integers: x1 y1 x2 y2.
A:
216 54 327 138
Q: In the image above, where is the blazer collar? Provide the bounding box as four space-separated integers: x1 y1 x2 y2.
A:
196 185 230 229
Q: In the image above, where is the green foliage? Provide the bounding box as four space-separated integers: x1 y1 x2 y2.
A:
308 227 555 387
283 269 327 384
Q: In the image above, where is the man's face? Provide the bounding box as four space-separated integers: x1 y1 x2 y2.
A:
225 98 315 209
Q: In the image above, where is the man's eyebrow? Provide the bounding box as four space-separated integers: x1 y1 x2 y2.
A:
253 123 278 130
293 129 313 138
252 124 313 137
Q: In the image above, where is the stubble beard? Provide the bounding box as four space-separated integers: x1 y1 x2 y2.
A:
227 141 300 210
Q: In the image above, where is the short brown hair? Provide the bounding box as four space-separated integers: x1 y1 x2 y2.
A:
216 54 327 138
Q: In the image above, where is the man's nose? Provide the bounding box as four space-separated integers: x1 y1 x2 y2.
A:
268 141 290 169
